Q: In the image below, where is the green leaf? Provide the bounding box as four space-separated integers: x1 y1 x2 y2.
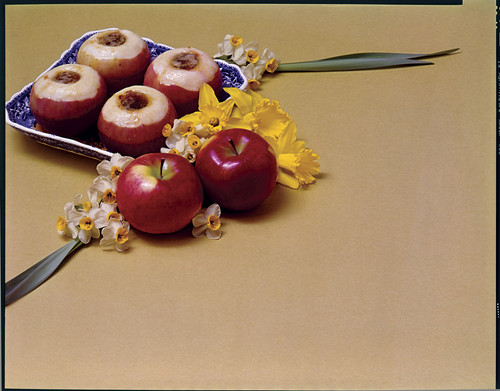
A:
275 48 459 72
5 239 83 306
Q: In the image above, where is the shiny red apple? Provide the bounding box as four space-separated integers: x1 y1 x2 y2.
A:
29 63 107 137
195 128 278 211
143 47 222 117
77 29 151 95
97 85 177 157
116 153 204 234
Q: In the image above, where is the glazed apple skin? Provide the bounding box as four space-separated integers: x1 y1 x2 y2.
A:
116 153 204 234
97 85 177 158
195 128 278 211
29 63 107 137
143 47 222 117
77 29 151 95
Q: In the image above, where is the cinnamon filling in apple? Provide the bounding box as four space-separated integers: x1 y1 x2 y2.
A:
98 31 127 47
118 90 149 110
53 70 81 84
170 51 199 70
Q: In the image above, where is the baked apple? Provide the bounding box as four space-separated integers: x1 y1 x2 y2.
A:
97 85 177 157
77 29 151 95
29 63 107 137
143 47 222 117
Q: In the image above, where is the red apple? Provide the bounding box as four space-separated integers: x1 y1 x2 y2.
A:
77 29 151 95
195 128 278 211
29 63 107 137
97 85 177 157
116 153 204 234
143 47 222 117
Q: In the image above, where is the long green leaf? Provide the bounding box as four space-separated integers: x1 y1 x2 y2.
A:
276 48 459 72
5 239 82 306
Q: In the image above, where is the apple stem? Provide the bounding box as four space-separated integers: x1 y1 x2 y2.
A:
160 158 165 179
227 138 238 155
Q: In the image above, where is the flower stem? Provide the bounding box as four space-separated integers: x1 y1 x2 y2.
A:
276 48 459 72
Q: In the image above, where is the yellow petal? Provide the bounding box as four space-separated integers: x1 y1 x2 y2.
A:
224 87 254 115
226 116 253 130
180 111 201 123
277 170 300 189
276 121 305 154
296 148 320 185
198 83 218 108
219 98 236 116
277 153 299 173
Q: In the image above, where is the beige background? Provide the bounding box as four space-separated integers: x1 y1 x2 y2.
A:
3 2 496 389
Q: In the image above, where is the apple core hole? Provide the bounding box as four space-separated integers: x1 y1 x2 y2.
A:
98 31 127 47
53 71 81 84
119 90 150 110
170 51 199 70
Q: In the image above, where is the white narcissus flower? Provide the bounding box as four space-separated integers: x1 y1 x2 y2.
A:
100 218 130 252
96 153 134 180
77 203 107 244
56 197 83 239
260 48 279 73
214 34 245 61
192 203 222 240
88 176 117 205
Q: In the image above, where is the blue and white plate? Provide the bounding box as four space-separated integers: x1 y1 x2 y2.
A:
5 28 248 160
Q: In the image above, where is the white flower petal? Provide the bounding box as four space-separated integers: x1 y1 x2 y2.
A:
206 229 221 240
192 225 208 238
206 203 221 217
192 214 208 227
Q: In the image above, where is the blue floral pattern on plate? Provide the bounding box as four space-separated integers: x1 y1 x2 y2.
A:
5 28 248 160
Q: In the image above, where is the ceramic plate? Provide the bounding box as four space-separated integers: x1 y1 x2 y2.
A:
5 28 248 160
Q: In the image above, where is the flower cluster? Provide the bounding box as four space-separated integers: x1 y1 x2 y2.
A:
214 34 279 90
56 153 134 251
161 83 319 189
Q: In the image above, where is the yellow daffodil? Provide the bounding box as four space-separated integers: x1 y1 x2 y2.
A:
197 84 234 134
244 98 292 139
265 121 320 189
192 203 222 240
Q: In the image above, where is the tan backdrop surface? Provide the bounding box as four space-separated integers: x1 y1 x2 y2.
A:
4 2 496 389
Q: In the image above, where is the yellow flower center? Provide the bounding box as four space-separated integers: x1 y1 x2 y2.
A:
230 36 243 46
79 216 94 231
265 58 278 73
110 166 122 179
102 189 116 204
248 79 261 90
180 122 195 136
83 201 92 212
107 211 121 222
246 50 259 63
188 134 201 149
115 227 129 244
208 214 221 231
56 216 67 231
169 148 180 155
185 151 196 163
209 117 220 127
162 124 172 137
200 104 227 133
